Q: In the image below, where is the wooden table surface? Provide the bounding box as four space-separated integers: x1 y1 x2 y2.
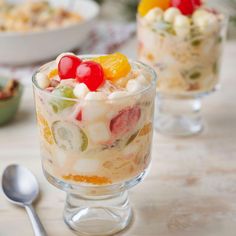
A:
0 39 236 236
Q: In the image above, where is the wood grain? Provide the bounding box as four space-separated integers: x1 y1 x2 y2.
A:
0 40 236 236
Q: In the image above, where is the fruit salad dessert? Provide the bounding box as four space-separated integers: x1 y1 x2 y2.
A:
0 0 82 32
33 53 156 186
138 0 227 95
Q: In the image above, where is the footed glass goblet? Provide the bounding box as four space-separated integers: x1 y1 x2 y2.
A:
33 57 157 235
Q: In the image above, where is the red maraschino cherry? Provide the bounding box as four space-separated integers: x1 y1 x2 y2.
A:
76 61 104 91
58 55 82 80
170 0 202 15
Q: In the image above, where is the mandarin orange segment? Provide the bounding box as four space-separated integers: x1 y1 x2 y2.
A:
93 52 131 82
37 112 54 145
63 174 112 185
139 123 152 136
138 0 170 16
48 68 58 80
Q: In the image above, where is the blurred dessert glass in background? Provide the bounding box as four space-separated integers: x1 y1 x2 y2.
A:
137 0 228 136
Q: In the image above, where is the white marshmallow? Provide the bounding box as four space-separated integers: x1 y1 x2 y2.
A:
83 103 108 121
108 91 135 114
164 7 181 23
85 92 107 101
174 15 191 37
88 122 110 143
108 91 129 99
36 72 50 89
83 93 108 121
144 7 163 23
136 74 149 86
192 9 208 23
126 79 144 93
74 159 100 174
56 52 76 65
73 83 90 99
193 11 218 33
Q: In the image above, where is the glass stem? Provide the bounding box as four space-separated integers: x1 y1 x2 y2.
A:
155 95 203 136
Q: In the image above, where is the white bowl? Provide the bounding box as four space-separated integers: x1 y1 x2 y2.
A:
0 0 100 65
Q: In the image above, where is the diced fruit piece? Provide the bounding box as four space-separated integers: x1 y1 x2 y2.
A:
144 7 163 23
154 21 173 33
48 69 58 80
52 121 88 151
58 55 82 80
170 0 201 15
126 130 139 145
76 110 82 121
53 85 75 98
110 106 141 136
191 39 202 47
87 122 110 143
50 86 76 113
92 53 131 82
36 72 50 89
185 67 203 80
126 79 144 93
36 112 54 145
49 79 60 88
81 131 88 151
73 83 90 99
76 61 104 91
189 71 201 80
46 87 54 92
138 0 170 16
63 174 111 185
82 99 108 121
139 123 152 136
174 15 191 37
164 7 181 23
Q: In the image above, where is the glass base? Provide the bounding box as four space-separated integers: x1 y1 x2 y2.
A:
63 191 132 236
155 95 203 136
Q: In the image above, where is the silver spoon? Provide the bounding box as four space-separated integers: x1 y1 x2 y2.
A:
2 164 47 236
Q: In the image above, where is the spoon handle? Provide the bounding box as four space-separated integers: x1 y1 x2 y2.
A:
25 204 47 236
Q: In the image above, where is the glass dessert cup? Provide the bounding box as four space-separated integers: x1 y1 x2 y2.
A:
137 14 228 136
32 58 157 235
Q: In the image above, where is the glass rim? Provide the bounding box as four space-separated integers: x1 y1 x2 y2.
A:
32 55 157 102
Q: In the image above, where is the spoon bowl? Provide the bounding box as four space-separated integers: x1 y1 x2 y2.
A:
2 164 47 236
2 164 39 205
